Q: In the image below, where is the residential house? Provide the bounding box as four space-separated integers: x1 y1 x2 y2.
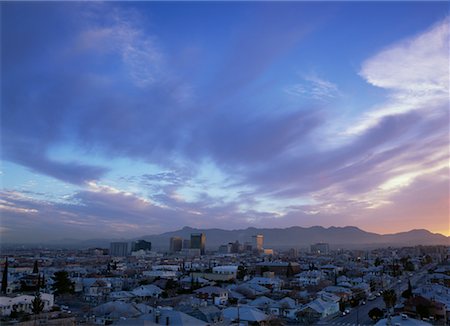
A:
194 286 228 305
295 270 323 286
131 284 163 300
223 306 269 325
0 292 54 316
297 298 339 322
247 276 283 291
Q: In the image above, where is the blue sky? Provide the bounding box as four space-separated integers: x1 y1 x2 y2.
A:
1 2 448 242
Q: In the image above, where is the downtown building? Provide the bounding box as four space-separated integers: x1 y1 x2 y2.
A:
170 237 183 252
110 242 129 257
252 234 264 253
131 240 152 252
190 233 206 255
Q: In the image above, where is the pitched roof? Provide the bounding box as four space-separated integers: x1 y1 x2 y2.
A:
223 307 269 322
139 308 208 326
248 296 276 307
276 297 297 309
93 301 149 318
194 286 227 295
132 285 163 296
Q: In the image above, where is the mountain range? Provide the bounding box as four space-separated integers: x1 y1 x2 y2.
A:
15 225 448 250
138 226 449 250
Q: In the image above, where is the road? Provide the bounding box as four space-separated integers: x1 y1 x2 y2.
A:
325 269 429 326
329 296 383 326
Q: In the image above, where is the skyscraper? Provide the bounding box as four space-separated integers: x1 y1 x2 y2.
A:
252 234 264 253
131 240 152 252
190 233 206 255
183 239 191 249
110 242 128 257
170 237 183 252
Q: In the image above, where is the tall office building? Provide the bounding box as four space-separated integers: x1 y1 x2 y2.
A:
252 234 264 253
170 237 183 252
110 242 128 257
218 244 231 254
244 242 253 252
310 243 330 255
131 240 152 252
183 239 191 249
230 241 241 254
190 233 206 255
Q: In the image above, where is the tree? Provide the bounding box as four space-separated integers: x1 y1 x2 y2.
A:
296 309 318 325
382 289 397 323
139 279 151 286
404 261 415 271
1 257 8 294
9 307 19 319
40 274 46 289
370 280 377 292
51 271 74 295
266 316 285 326
350 298 360 307
374 257 383 267
422 255 432 266
416 304 430 319
31 292 45 314
368 307 383 320
228 297 238 305
37 274 42 290
33 260 39 274
260 266 270 274
237 265 247 280
382 289 397 310
165 279 177 290
286 262 294 278
402 280 413 299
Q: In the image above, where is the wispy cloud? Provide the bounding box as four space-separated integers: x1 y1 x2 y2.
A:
76 7 165 88
347 17 449 135
285 75 341 101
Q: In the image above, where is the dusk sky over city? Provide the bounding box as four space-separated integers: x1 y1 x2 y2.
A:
1 2 449 243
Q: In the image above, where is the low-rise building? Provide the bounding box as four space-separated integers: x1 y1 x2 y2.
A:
295 270 323 286
194 286 228 305
0 292 54 316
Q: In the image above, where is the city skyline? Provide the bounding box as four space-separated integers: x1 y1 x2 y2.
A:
1 2 449 243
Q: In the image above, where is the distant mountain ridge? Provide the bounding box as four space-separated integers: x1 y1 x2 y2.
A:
137 226 448 250
5 226 448 249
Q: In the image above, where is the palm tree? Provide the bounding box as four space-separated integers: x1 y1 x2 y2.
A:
382 289 397 325
382 289 397 309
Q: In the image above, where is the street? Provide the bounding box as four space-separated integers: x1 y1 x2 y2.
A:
325 269 429 326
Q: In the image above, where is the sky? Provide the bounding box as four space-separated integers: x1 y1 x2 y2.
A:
1 2 449 243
